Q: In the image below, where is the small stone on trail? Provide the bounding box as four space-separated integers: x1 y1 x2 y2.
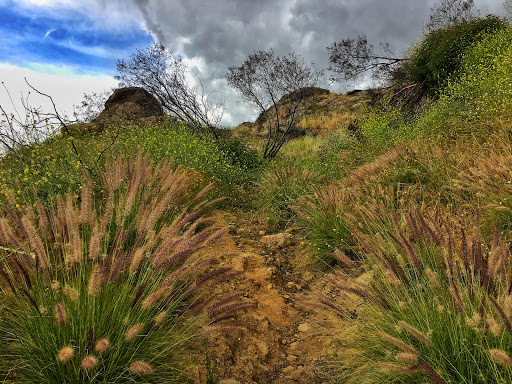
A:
303 271 314 283
286 282 301 291
260 233 293 248
298 323 311 332
219 380 241 384
236 228 247 235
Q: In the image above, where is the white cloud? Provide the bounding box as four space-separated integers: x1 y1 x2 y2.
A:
5 0 508 127
0 63 117 119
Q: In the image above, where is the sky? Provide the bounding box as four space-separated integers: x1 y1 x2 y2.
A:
0 0 507 127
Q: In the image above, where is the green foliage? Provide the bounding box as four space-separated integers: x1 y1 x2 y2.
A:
413 25 512 139
358 104 413 151
0 133 106 206
115 119 262 201
336 202 512 384
0 153 241 383
256 165 324 230
407 15 508 98
293 184 354 265
0 118 262 208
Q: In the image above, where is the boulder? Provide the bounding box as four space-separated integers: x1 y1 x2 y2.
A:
68 87 163 134
92 87 163 126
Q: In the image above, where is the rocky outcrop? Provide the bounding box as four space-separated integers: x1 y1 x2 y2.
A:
69 87 164 133
255 87 330 126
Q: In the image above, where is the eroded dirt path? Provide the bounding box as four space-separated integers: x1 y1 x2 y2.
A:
188 210 346 384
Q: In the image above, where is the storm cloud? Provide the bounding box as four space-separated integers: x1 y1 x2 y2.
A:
1 0 506 126
126 0 505 125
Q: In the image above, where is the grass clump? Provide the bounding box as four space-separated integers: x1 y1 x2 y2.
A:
329 200 512 383
0 151 249 383
293 183 355 265
256 165 324 231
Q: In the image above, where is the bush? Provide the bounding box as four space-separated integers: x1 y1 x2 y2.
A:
407 15 508 98
115 119 262 203
293 183 355 265
0 152 249 383
256 166 324 230
358 103 413 151
413 24 512 139
327 198 512 383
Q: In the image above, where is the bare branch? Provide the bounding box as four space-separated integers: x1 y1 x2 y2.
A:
226 50 323 160
327 35 407 83
115 43 223 139
425 0 478 32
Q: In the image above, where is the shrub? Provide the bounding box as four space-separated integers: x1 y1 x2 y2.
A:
293 183 355 265
0 152 250 383
412 24 512 140
407 15 508 98
115 118 262 203
358 103 412 151
256 166 324 231
324 194 512 383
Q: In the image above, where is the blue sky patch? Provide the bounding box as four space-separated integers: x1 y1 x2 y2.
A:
0 2 153 76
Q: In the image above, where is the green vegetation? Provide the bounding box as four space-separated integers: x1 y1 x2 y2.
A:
0 153 248 383
1 8 512 384
407 15 508 98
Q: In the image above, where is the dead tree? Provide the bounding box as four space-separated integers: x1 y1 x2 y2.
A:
115 43 224 139
425 0 478 32
226 50 323 160
327 35 407 84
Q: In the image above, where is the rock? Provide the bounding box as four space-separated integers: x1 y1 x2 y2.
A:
258 230 266 236
219 380 241 384
74 87 163 133
101 87 163 119
302 272 314 283
286 282 301 292
298 323 311 332
255 340 269 357
236 227 248 235
289 342 300 352
282 366 295 374
260 233 293 248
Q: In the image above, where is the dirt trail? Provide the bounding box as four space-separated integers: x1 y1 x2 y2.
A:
188 210 346 384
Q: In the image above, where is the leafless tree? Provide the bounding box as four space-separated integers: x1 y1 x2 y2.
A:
115 43 224 139
425 0 478 32
506 0 512 19
226 50 323 160
327 35 407 84
0 81 66 154
73 89 113 123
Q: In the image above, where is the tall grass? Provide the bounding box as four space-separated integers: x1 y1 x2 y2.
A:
0 151 251 383
329 196 512 383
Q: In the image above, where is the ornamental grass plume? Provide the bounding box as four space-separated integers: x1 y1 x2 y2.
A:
312 184 512 383
129 360 153 374
57 346 74 362
80 355 97 369
95 338 109 353
489 349 512 366
0 150 251 383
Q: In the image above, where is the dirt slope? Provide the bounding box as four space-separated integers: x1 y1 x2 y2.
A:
186 210 347 384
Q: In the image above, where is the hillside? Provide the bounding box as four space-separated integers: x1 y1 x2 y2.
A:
233 87 382 141
1 21 512 384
